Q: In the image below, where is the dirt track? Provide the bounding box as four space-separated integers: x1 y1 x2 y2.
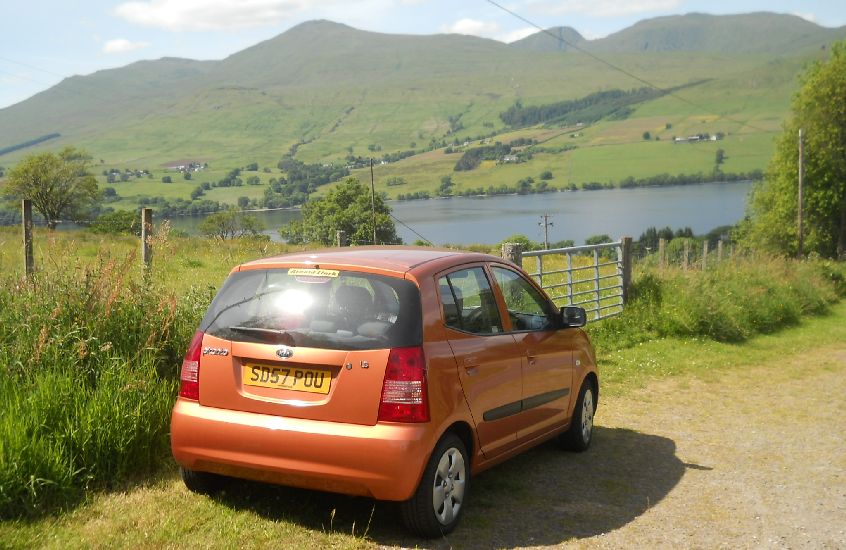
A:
575 345 846 549
386 344 846 549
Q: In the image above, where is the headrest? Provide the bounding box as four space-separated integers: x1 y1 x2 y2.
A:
335 285 373 315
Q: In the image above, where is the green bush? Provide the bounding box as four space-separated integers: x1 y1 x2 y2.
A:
588 257 845 351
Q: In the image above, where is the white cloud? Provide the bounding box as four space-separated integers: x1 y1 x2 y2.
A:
499 27 536 43
529 0 681 17
441 18 500 37
114 0 334 31
103 38 151 53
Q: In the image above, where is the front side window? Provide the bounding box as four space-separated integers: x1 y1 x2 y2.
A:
200 268 422 350
491 266 555 331
438 267 503 335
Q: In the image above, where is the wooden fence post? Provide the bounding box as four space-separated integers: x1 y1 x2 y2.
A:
683 240 690 270
335 230 348 247
620 236 633 303
658 238 666 270
717 239 724 262
501 242 523 267
702 241 709 270
22 199 34 278
141 208 153 271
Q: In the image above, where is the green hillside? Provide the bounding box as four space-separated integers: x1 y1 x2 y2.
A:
0 14 844 212
587 12 844 54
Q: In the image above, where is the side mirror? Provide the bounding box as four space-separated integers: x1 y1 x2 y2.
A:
559 306 587 328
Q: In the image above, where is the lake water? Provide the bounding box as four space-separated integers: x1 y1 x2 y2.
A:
167 181 754 246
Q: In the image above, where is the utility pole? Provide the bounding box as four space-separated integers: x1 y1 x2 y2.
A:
798 128 804 259
369 158 377 245
538 213 553 249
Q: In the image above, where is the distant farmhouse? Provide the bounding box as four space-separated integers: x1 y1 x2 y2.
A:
674 132 724 144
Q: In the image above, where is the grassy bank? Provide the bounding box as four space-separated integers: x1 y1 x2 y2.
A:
0 256 195 518
0 230 294 518
0 229 843 522
586 257 846 350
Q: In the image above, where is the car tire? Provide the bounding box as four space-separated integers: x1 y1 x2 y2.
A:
400 433 469 538
560 380 596 452
180 466 227 495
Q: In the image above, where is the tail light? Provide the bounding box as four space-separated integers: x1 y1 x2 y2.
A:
179 330 204 400
378 346 429 423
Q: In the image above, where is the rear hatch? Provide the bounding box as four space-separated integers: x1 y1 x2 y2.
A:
196 267 422 426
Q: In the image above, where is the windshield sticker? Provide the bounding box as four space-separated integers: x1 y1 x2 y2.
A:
288 268 339 282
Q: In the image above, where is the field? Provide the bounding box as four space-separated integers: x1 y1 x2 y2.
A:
0 228 844 547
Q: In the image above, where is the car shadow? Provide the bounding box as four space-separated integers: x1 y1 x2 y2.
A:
210 426 692 548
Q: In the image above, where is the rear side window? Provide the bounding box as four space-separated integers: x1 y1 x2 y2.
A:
438 267 503 335
200 268 422 350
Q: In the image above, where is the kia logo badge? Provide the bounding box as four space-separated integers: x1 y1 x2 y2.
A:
276 346 294 359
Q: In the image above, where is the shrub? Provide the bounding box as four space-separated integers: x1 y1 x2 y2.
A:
587 257 844 351
89 210 141 235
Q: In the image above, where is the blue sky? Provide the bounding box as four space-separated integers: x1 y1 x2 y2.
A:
1 0 844 109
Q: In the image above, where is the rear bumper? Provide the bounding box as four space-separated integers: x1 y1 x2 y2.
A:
170 398 432 501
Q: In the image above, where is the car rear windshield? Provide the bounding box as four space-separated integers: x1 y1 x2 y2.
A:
200 268 422 351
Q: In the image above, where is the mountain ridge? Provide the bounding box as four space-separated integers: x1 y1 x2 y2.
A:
0 12 843 167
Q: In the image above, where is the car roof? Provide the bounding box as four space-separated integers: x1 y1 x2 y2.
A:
238 246 506 276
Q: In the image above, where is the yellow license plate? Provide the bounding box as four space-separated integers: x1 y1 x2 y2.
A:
242 364 332 395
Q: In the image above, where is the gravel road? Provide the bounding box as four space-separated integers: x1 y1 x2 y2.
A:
404 343 846 549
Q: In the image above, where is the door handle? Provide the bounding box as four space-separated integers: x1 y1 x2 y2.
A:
526 351 537 365
462 356 479 376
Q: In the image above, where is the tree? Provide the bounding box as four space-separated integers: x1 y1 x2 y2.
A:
741 41 846 258
4 146 98 230
674 227 694 238
437 175 454 197
237 196 250 208
499 234 540 251
715 149 726 165
199 210 265 239
585 234 613 246
279 178 400 245
102 187 118 200
642 131 651 140
162 176 172 183
89 210 141 235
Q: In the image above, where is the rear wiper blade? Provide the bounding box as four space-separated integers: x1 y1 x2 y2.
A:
229 326 296 345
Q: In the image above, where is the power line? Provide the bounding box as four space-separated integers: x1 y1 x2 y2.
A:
0 56 125 107
482 0 773 134
0 56 71 80
389 211 433 246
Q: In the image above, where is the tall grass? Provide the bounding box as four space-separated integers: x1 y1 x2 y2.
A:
0 251 207 518
587 257 846 352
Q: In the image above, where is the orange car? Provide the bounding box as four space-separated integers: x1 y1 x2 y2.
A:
171 247 598 537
